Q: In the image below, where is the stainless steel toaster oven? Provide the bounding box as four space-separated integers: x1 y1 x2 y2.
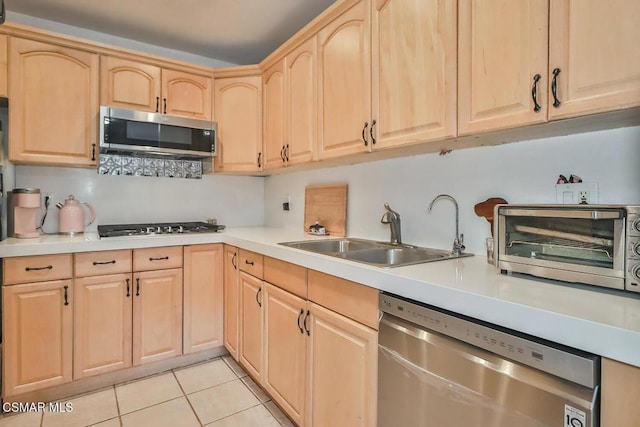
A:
495 205 640 292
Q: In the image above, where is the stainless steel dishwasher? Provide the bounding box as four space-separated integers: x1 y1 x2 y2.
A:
378 293 600 427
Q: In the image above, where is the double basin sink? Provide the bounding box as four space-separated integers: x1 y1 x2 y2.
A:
279 238 472 268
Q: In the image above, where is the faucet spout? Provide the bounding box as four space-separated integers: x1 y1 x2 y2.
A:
381 202 402 244
428 194 465 255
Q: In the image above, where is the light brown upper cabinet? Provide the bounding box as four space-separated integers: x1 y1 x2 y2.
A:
317 0 457 158
263 60 287 170
101 56 212 120
286 37 317 165
214 73 263 173
264 37 317 170
548 0 640 120
458 0 549 135
9 37 99 167
317 0 372 159
371 0 457 149
459 0 640 135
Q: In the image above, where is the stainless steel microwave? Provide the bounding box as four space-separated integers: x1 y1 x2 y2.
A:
99 106 217 158
495 205 640 292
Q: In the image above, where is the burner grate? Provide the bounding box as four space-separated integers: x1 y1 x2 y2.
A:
98 222 225 237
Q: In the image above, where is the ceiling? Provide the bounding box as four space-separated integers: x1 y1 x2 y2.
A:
5 0 337 65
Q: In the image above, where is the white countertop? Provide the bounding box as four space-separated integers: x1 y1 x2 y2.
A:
2 227 640 369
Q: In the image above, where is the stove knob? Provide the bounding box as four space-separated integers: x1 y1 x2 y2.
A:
146 227 154 234
634 243 640 257
156 226 162 233
178 225 184 233
633 218 640 233
167 226 173 233
633 264 640 281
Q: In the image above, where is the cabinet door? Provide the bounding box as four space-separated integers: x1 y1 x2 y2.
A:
601 358 640 426
74 274 132 379
8 38 99 167
214 75 263 172
2 280 73 397
183 244 223 354
223 245 240 360
372 0 457 149
100 56 161 112
263 284 307 425
263 61 286 170
548 0 640 119
317 0 371 159
132 268 183 365
286 36 317 165
306 302 377 427
161 69 212 120
239 271 263 381
458 0 548 135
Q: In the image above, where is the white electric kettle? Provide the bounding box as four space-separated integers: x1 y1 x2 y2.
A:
57 195 96 235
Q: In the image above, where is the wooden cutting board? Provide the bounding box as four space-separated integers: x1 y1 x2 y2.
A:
304 184 348 237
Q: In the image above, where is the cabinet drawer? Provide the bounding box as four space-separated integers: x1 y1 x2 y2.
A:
133 246 183 271
3 254 73 285
308 270 379 330
75 250 132 277
239 249 264 279
264 257 307 299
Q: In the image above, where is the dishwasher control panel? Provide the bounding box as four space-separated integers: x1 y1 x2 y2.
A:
380 293 600 389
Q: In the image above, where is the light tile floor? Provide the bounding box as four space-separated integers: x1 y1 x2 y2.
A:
0 356 295 427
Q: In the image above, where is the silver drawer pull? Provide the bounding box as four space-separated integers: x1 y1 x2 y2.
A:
149 256 169 261
25 265 53 272
93 260 116 266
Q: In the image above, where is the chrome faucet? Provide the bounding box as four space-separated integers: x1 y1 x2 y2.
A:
428 194 465 256
381 203 402 244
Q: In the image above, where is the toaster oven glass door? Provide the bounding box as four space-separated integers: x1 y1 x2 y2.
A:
499 208 625 276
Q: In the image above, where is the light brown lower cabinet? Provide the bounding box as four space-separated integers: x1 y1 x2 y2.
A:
305 302 377 427
223 245 240 360
239 270 264 381
231 256 378 427
263 283 307 426
601 357 640 426
132 268 183 365
2 279 73 397
183 244 223 354
74 273 133 379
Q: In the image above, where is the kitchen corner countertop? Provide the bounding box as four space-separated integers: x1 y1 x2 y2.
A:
1 226 640 369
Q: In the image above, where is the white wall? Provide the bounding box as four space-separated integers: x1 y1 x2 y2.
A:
264 126 640 254
15 166 265 233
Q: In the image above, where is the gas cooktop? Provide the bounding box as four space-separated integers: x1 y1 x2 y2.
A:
98 222 225 238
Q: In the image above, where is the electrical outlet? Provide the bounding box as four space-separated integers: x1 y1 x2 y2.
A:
282 194 290 211
556 182 599 204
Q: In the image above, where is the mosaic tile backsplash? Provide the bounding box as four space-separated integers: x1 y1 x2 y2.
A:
99 154 202 179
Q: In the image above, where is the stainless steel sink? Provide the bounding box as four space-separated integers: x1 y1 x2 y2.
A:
279 238 473 268
279 238 389 254
337 247 462 267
